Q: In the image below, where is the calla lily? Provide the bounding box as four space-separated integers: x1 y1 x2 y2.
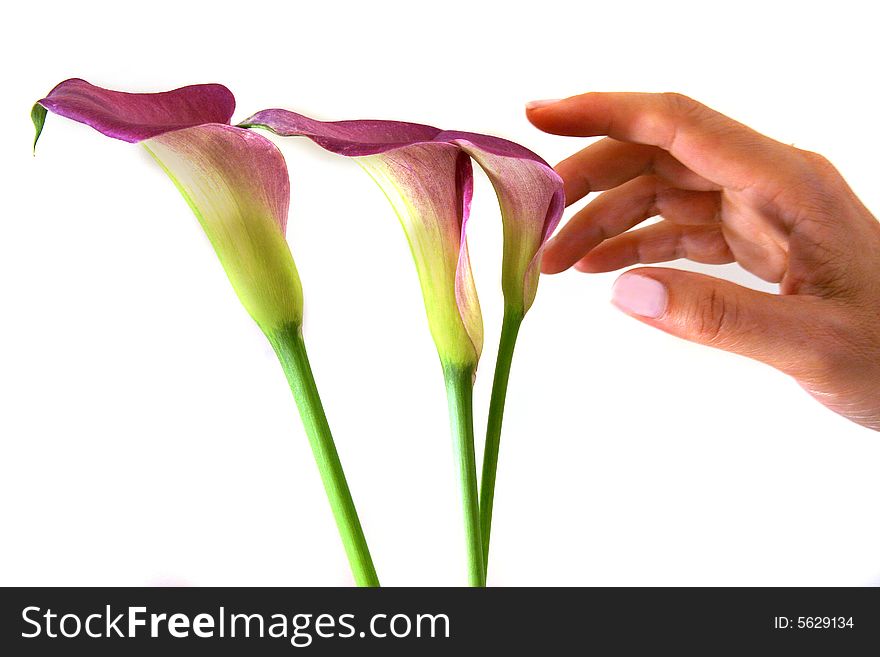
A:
32 80 378 586
239 109 565 584
32 79 300 332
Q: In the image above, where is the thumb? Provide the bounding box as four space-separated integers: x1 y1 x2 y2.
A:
610 268 825 377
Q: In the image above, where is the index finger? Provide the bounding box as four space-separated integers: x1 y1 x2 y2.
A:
527 92 806 199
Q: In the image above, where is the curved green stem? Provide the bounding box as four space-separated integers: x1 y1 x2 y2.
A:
480 309 523 578
443 364 485 587
268 324 379 587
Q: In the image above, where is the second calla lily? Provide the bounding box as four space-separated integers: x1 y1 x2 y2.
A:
240 109 565 584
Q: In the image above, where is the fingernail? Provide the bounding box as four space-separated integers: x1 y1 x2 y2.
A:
526 99 562 110
611 274 667 318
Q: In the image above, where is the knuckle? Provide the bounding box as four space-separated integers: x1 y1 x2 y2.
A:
690 288 738 345
688 228 731 261
658 93 712 151
804 338 856 388
797 148 836 175
661 92 696 113
767 149 847 225
661 92 709 124
791 149 843 199
808 308 879 377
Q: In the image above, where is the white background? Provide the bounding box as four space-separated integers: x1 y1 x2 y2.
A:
1 0 878 586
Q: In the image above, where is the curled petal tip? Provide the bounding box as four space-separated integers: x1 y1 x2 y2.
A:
31 103 47 154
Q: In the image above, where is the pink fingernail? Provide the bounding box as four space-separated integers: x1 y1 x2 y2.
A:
526 99 562 110
611 274 667 318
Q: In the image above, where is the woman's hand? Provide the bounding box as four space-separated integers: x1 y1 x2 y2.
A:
528 93 880 431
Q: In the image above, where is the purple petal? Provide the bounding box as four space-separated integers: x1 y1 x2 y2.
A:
436 130 548 164
34 78 235 144
453 139 565 312
240 109 441 156
453 152 482 363
440 133 564 311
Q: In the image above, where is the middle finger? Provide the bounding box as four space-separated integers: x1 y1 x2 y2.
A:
555 138 721 206
542 175 721 273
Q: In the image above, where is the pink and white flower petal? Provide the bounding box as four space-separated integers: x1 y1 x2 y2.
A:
144 125 302 332
358 144 482 367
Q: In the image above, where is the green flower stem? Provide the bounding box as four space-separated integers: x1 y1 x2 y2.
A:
443 364 486 587
479 308 524 578
268 324 379 587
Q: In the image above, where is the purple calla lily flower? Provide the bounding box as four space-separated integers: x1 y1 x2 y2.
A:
32 79 378 586
33 79 302 332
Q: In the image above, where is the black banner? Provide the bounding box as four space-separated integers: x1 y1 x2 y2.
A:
1 587 877 654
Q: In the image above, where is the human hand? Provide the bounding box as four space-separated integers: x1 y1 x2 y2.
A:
527 93 880 431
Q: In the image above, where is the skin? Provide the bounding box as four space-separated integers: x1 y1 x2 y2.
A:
527 93 880 431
